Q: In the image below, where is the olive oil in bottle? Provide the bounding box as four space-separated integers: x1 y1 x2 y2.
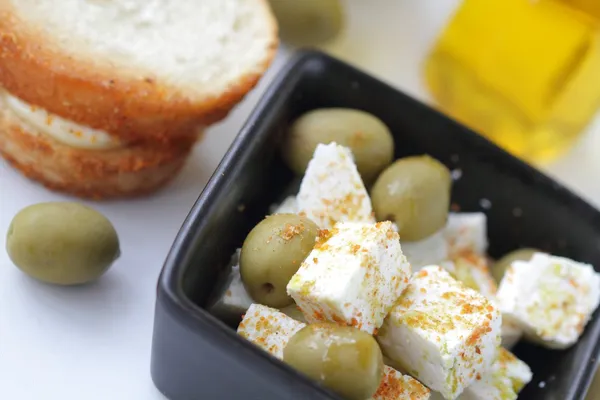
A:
561 0 600 18
424 0 600 163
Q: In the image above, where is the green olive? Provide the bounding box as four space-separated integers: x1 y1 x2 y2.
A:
6 202 120 285
268 0 345 47
493 248 539 284
279 304 307 323
371 155 451 241
283 323 384 400
240 214 319 308
282 108 394 184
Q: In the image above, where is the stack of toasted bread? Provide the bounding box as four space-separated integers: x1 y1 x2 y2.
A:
0 0 278 199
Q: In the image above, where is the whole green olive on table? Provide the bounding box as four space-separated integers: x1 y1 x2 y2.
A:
240 213 319 308
281 108 395 184
268 0 345 47
492 248 539 284
283 323 384 400
371 155 452 242
6 202 120 285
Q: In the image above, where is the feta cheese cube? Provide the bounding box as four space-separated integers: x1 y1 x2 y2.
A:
450 252 498 300
377 266 502 400
460 348 532 400
372 366 431 400
270 196 298 214
287 221 411 334
217 265 253 311
499 349 533 394
401 230 449 271
237 304 305 359
296 143 375 229
496 252 600 349
443 252 523 350
442 255 522 351
444 213 488 258
207 249 253 319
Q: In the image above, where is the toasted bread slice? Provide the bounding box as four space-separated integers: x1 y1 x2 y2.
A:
0 0 278 140
0 99 200 199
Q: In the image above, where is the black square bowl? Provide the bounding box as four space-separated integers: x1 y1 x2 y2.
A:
151 51 600 400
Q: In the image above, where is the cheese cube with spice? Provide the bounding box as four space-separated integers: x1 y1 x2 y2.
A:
296 142 375 229
444 213 488 258
371 366 431 400
445 252 523 350
496 252 600 349
286 221 411 334
401 230 449 271
377 266 502 400
237 304 306 359
460 348 532 400
270 196 298 214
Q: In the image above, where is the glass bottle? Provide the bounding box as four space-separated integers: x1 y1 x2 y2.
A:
562 0 600 18
424 0 600 163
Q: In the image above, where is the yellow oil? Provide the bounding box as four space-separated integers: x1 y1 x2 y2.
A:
424 0 600 163
562 0 600 18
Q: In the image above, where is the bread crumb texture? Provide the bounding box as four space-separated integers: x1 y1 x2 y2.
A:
0 0 278 139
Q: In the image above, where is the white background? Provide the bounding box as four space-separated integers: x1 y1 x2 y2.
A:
2 2 600 399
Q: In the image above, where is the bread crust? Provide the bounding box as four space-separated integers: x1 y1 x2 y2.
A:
0 1 278 141
0 101 200 199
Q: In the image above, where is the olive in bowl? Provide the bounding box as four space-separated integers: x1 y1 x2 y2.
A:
240 214 319 308
371 155 452 241
281 108 394 184
283 323 384 400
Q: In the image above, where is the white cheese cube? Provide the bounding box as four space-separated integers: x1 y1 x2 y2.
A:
496 252 600 349
207 249 253 318
444 253 522 350
460 348 532 400
296 142 375 229
270 196 298 214
219 265 253 311
500 319 523 350
450 252 498 300
444 252 524 350
377 266 502 400
401 230 449 271
371 366 431 400
287 221 411 334
499 349 532 394
237 304 305 359
444 213 488 258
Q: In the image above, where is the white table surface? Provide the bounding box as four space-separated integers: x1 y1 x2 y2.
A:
1 2 600 399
